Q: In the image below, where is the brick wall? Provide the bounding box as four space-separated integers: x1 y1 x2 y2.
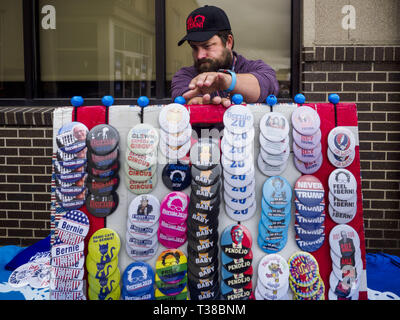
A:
0 107 54 246
302 46 400 255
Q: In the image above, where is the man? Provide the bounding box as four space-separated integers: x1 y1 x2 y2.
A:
171 5 279 107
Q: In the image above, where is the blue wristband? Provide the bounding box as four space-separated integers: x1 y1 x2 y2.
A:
218 69 237 93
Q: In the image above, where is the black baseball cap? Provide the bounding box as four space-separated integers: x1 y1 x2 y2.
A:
178 5 231 46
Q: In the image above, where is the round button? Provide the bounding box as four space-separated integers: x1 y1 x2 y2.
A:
155 249 187 283
88 228 120 263
262 176 292 209
225 201 256 222
162 163 191 191
293 141 322 163
327 147 355 168
128 194 160 228
125 149 157 171
221 153 254 176
86 124 120 156
328 203 357 224
328 126 356 158
220 224 252 259
85 192 119 218
125 240 158 262
123 162 156 182
56 210 89 245
159 138 191 161
329 224 360 258
122 261 154 296
288 251 319 287
294 175 324 207
260 145 290 167
222 166 254 188
56 122 88 154
160 123 192 147
257 254 289 290
159 103 190 134
160 191 190 225
127 123 159 155
293 154 323 175
328 192 357 214
221 135 253 162
191 164 221 187
223 105 254 134
257 153 288 177
223 127 255 148
124 174 157 195
88 148 119 170
328 168 357 201
292 128 321 150
190 139 220 170
291 106 320 136
259 112 290 142
259 133 289 155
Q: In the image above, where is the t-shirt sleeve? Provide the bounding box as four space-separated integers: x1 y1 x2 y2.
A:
244 59 280 103
171 67 196 101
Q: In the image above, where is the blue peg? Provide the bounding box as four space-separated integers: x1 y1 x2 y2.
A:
294 93 306 105
101 95 114 107
232 94 243 105
174 96 186 105
266 95 278 108
71 96 84 107
137 96 150 108
328 93 340 105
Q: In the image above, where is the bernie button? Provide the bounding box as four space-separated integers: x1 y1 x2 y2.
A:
86 175 120 195
328 192 357 214
224 179 254 200
88 267 120 294
329 224 360 258
156 272 187 296
221 135 253 162
295 211 325 231
220 224 252 259
221 153 254 176
259 133 289 156
221 251 252 275
125 241 159 261
127 123 159 155
54 160 85 176
159 103 190 134
162 162 191 191
223 105 254 134
49 278 81 292
127 221 159 240
224 191 255 212
190 139 221 170
221 281 252 300
191 179 221 200
328 203 357 224
123 161 156 182
292 128 322 150
261 197 291 221
191 164 221 187
259 112 290 142
86 253 118 279
56 210 89 246
159 218 187 238
159 138 191 161
158 229 187 249
223 166 254 188
51 237 84 268
128 194 160 228
155 249 187 283
55 184 86 200
160 191 189 225
87 228 120 263
125 149 157 171
160 123 192 147
294 154 323 175
257 254 289 290
293 141 322 163
222 265 253 289
223 127 255 148
88 161 119 180
154 286 188 300
124 174 157 195
51 265 84 281
123 261 154 296
262 176 292 209
55 171 87 185
86 124 119 156
55 158 86 172
56 147 87 164
328 126 356 158
291 106 320 136
294 175 324 207
327 147 355 168
260 145 290 167
126 232 158 251
56 122 89 154
88 148 119 170
88 285 121 300
257 153 288 177
295 198 325 219
85 192 118 217
328 168 357 201
225 201 256 222
288 251 319 287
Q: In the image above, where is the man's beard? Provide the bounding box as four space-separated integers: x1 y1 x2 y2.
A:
194 48 233 73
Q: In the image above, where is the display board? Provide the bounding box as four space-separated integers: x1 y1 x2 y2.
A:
50 101 367 300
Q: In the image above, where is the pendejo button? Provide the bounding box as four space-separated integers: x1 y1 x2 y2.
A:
294 175 324 207
87 175 120 195
191 164 221 187
328 126 356 158
223 166 254 188
257 254 289 290
191 179 221 200
56 122 89 154
288 251 319 287
85 192 118 217
221 250 252 274
128 194 160 228
292 128 322 150
263 176 292 209
220 224 252 259
155 249 187 283
327 147 355 168
222 265 253 289
127 123 159 155
259 112 290 142
328 168 357 201
88 148 119 170
259 133 289 155
123 261 154 296
56 210 89 245
86 124 119 156
329 224 360 258
223 127 255 148
293 141 322 163
190 139 221 170
291 106 320 136
124 174 157 195
162 163 191 191
87 228 120 263
125 149 157 171
159 103 190 134
223 105 254 134
221 281 252 300
295 198 325 219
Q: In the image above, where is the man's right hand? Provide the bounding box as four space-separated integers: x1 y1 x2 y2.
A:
187 94 231 108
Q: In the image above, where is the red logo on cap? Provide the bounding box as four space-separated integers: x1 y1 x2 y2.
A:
187 15 205 31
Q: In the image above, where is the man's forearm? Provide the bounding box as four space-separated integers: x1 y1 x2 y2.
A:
230 73 261 103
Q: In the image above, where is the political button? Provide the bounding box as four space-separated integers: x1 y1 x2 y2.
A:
50 291 86 301
189 192 220 215
328 126 356 158
187 219 218 240
88 161 119 180
294 175 324 207
187 258 219 280
225 201 256 222
86 253 118 279
221 135 253 162
191 164 221 187
258 223 288 243
159 138 191 161
190 139 221 170
160 123 192 147
87 148 119 170
328 168 357 201
128 194 160 227
85 192 118 217
86 124 119 156
56 210 89 245
224 191 255 212
223 105 254 134
330 245 362 271
332 259 362 285
88 228 120 264
126 232 158 251
57 147 87 163
156 272 187 296
86 175 120 195
54 160 85 176
292 128 322 150
159 103 190 134
191 179 221 200
262 176 292 209
188 281 220 301
221 281 252 300
127 221 158 241
55 171 87 185
55 190 86 211
288 251 319 287
329 224 360 258
88 267 120 294
222 265 252 289
187 232 218 254
257 153 288 176
257 254 289 290
289 275 322 299
160 191 189 225
259 133 289 156
187 271 218 292
221 251 252 275
260 145 290 167
220 224 252 259
293 141 322 163
51 237 84 267
51 265 85 281
159 218 187 238
123 162 156 182
291 106 320 136
294 153 323 174
259 112 289 142
329 192 357 214
257 235 286 254
327 147 355 168
122 261 154 296
328 288 359 301
188 209 219 227
125 149 156 171
295 234 325 252
88 285 121 300
55 158 86 172
154 286 188 300
8 262 39 288
125 241 159 261
56 122 88 154
221 153 253 176
328 204 357 225
187 245 218 267
124 174 157 195
127 123 159 155
49 278 81 292
260 214 288 233
162 163 191 191
158 229 186 249
224 179 254 201
155 249 187 283
256 277 289 300
223 166 254 188
223 127 255 148
295 198 325 219
295 211 325 231
261 197 291 221
329 271 359 299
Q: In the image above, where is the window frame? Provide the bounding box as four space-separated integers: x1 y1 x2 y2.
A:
0 0 301 106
